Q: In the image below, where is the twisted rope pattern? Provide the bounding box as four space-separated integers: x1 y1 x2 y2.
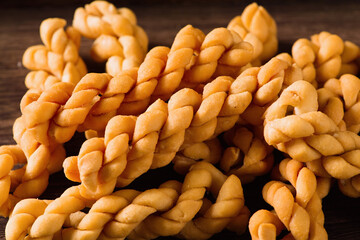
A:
73 0 148 75
249 209 284 240
172 138 222 175
262 181 328 240
220 126 274 184
0 146 27 217
6 162 244 240
291 31 359 84
322 74 360 133
181 27 253 87
23 18 87 89
63 74 254 196
227 2 278 64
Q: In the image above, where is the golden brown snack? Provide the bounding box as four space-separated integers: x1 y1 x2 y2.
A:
9 84 70 204
228 2 278 64
125 163 244 240
172 138 223 175
0 145 27 217
277 159 330 224
220 126 274 184
291 38 317 85
180 27 254 87
64 74 255 195
317 87 346 130
23 18 87 89
291 31 359 85
338 175 360 198
78 24 255 137
66 99 167 198
91 34 146 75
304 130 360 180
6 186 103 240
73 1 147 48
24 70 61 92
6 162 244 240
72 0 148 74
322 74 360 133
249 209 284 240
262 80 358 163
116 24 205 116
181 74 255 148
262 181 328 240
1 72 135 212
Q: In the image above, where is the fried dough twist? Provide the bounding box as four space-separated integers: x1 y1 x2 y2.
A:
23 18 87 90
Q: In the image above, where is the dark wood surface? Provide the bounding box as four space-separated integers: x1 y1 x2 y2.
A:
1 1 360 239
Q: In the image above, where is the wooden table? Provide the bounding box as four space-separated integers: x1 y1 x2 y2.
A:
1 0 360 239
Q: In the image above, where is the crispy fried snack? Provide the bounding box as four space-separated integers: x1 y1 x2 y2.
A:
338 175 360 198
172 138 223 175
6 162 245 240
73 0 148 75
63 73 255 197
220 125 274 184
262 181 328 240
322 74 360 133
249 209 284 240
292 31 359 84
228 2 278 64
23 18 87 90
263 80 347 162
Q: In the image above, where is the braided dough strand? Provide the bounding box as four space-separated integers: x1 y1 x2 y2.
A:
220 125 274 184
0 145 27 217
23 18 87 88
262 181 328 240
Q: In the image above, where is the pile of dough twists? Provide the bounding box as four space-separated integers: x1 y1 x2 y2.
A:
1 1 360 239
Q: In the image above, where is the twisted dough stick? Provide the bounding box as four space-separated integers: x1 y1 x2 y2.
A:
181 73 255 148
249 209 284 240
77 24 205 136
317 87 346 131
262 181 328 240
24 70 61 93
180 27 253 87
80 24 254 135
73 0 148 74
6 186 107 240
7 162 244 240
292 31 359 84
312 32 359 83
291 38 317 85
23 18 87 89
9 83 71 201
263 80 352 162
303 130 360 180
227 2 278 64
277 159 329 224
91 34 146 76
1 72 134 212
64 74 255 195
219 125 274 184
73 0 148 50
0 146 26 217
235 53 303 129
106 162 244 240
65 99 167 198
338 175 360 198
115 24 204 116
322 74 360 133
172 138 222 175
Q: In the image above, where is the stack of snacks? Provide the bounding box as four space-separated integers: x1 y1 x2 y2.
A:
1 1 360 240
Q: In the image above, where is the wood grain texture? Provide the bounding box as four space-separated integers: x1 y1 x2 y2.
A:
1 1 360 239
